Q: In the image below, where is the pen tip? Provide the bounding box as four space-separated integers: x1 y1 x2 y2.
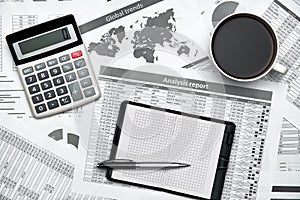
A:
96 163 103 168
179 163 190 168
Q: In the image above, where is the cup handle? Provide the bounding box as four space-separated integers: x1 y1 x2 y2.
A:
273 63 288 75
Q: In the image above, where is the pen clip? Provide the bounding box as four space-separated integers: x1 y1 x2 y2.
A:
104 159 133 163
97 159 134 169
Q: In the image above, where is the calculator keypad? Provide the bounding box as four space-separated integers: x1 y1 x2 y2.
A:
47 58 58 67
62 63 73 72
68 82 83 101
65 72 77 82
77 68 89 78
50 67 61 77
53 76 64 86
74 58 86 68
23 67 34 75
29 84 40 94
80 78 92 88
34 63 46 71
71 50 82 58
32 94 43 104
59 96 71 105
37 71 49 81
56 86 68 96
83 88 95 98
41 80 52 90
25 75 37 85
59 54 70 63
35 104 47 114
44 90 55 100
47 100 59 110
21 48 99 117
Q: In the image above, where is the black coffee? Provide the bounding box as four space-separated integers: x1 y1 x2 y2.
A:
212 14 277 79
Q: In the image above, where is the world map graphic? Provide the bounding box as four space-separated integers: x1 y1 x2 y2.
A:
88 9 199 63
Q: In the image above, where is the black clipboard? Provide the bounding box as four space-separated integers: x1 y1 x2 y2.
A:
107 101 236 200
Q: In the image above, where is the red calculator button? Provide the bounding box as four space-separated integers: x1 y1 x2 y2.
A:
71 50 82 58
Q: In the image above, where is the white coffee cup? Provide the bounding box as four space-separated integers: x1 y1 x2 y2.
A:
209 13 288 82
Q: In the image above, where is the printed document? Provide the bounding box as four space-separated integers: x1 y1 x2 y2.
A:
82 64 287 200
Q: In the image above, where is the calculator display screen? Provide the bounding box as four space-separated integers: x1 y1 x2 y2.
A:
12 24 78 60
19 28 71 55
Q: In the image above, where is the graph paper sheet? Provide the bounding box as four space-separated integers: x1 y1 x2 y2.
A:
109 102 227 199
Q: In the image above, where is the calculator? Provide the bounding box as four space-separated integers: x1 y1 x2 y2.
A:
6 15 100 118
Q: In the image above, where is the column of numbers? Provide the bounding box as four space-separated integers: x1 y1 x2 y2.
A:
263 1 300 109
223 103 270 199
12 15 38 32
0 126 74 199
191 93 271 199
12 15 38 71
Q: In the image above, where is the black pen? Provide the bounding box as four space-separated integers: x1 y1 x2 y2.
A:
97 159 190 170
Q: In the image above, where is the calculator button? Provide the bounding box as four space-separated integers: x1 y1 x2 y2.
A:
68 82 83 101
83 88 96 98
65 72 77 82
22 67 33 75
28 84 40 94
56 86 68 96
25 75 37 85
59 54 70 63
47 58 58 67
77 68 89 78
61 63 74 73
35 104 47 114
47 100 59 110
53 76 65 86
41 80 53 90
44 90 56 100
34 63 46 71
71 50 82 58
50 67 61 77
74 58 86 69
59 95 71 105
37 71 49 81
31 94 43 104
80 78 92 88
